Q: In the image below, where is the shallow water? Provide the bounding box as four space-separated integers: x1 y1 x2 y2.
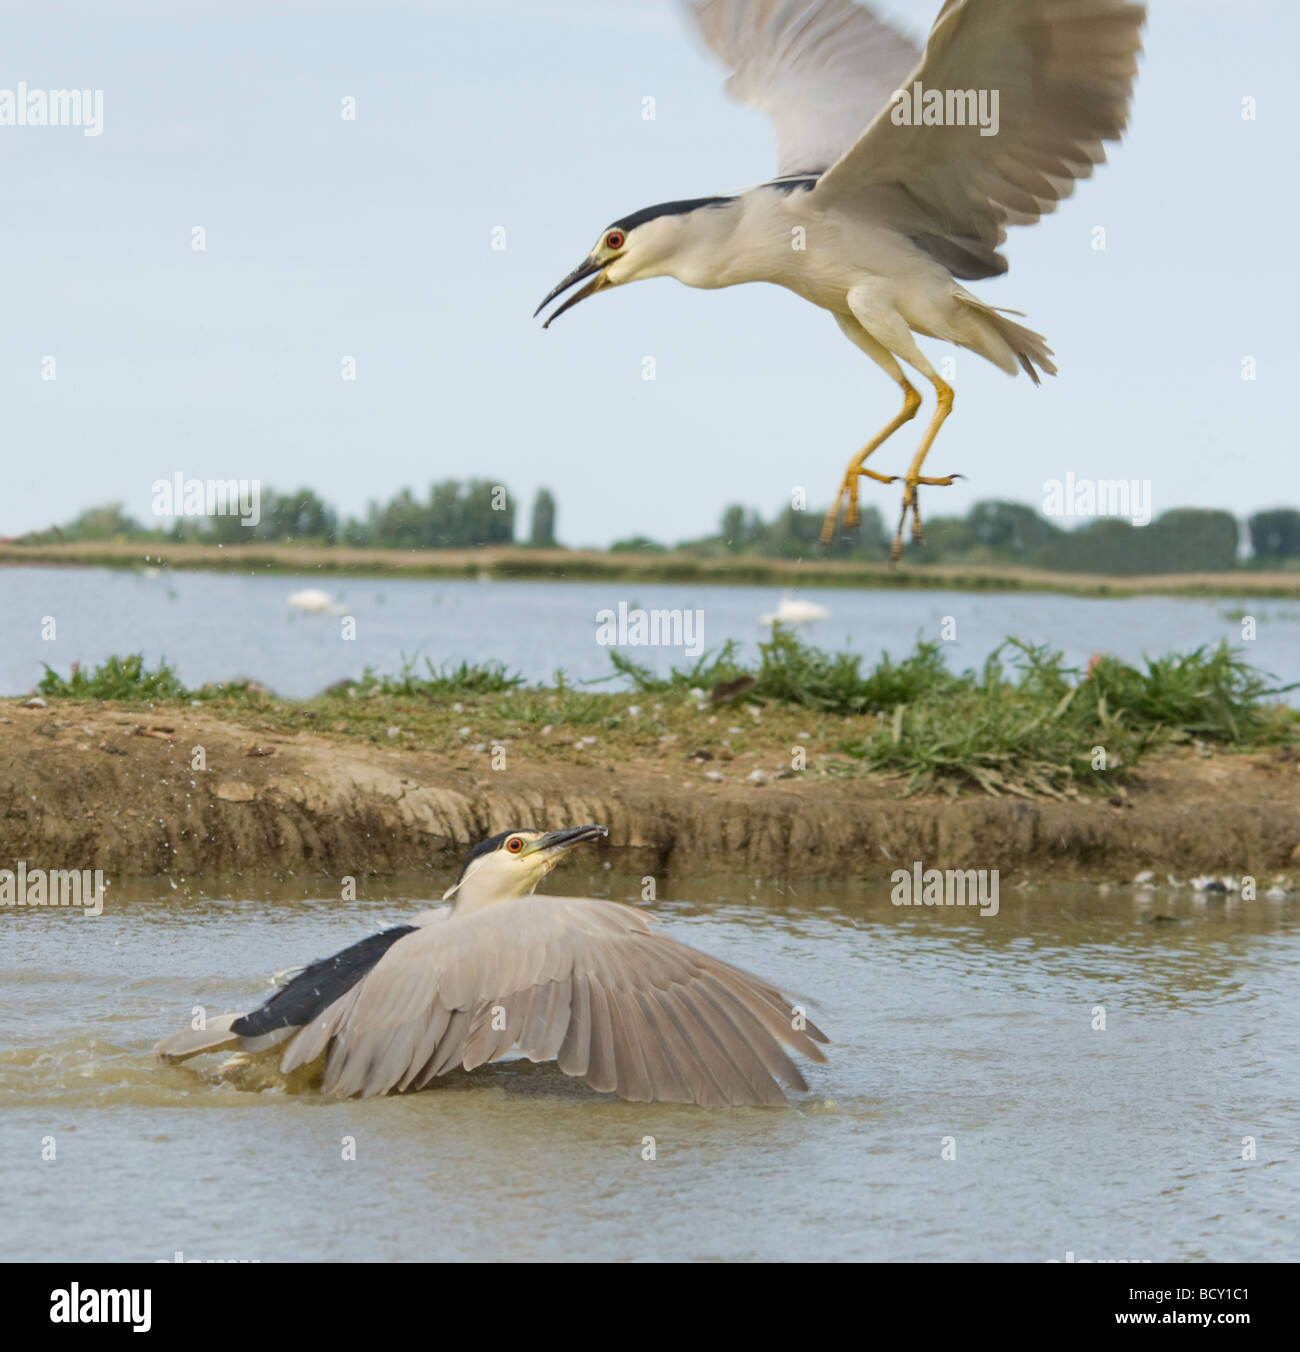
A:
2 566 1295 698
2 867 1296 1262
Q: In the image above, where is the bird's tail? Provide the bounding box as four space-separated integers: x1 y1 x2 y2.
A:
956 294 1058 385
155 1011 244 1061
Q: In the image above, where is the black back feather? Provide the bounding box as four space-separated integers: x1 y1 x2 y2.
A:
231 925 417 1038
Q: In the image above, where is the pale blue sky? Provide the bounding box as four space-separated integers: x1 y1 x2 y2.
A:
1 0 1295 547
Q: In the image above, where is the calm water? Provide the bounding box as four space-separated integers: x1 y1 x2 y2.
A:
2 565 1298 697
2 867 1296 1262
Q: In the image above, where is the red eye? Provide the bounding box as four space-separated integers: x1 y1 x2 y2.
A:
507 836 523 853
605 231 624 250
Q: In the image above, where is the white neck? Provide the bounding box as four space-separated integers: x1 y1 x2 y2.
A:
447 855 535 914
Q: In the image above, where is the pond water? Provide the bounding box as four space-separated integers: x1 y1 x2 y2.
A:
2 566 1297 699
2 865 1296 1262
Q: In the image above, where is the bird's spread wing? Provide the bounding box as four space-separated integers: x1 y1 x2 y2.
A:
279 895 829 1105
811 0 1146 278
685 0 921 177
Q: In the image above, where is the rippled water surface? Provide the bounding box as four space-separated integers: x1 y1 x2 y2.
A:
2 868 1296 1262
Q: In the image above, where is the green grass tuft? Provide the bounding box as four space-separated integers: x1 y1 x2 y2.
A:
38 654 188 701
359 657 524 698
840 639 1297 797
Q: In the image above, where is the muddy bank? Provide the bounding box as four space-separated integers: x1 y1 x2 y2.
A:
4 703 1299 884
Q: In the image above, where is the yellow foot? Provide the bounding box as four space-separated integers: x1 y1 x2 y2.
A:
889 474 964 563
819 466 898 546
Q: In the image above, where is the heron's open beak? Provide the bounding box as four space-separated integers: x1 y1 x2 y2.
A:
527 824 608 858
534 258 612 328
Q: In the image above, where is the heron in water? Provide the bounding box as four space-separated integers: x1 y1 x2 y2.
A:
157 825 828 1106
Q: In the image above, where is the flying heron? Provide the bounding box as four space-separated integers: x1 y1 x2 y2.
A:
156 825 828 1106
535 0 1146 558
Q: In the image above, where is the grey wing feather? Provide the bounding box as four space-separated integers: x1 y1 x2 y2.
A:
519 978 572 1064
294 895 829 1106
813 0 1147 277
686 0 922 175
557 971 595 1078
279 984 363 1073
154 1011 243 1060
415 1007 473 1087
397 1004 454 1092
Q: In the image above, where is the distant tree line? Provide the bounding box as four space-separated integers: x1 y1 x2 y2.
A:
50 480 558 550
672 499 1259 574
36 487 1300 575
621 501 1300 575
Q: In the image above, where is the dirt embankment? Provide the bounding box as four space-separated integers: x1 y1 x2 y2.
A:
4 703 1300 883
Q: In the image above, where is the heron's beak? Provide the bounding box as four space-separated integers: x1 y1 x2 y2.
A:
527 824 608 859
534 257 613 328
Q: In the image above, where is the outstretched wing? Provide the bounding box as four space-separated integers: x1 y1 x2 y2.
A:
280 895 829 1106
812 0 1146 278
685 0 921 177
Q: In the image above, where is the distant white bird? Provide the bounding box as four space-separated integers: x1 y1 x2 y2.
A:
761 593 831 626
287 588 346 615
537 0 1146 559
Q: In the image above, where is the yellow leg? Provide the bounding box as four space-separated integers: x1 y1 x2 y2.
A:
819 382 922 546
891 376 959 562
